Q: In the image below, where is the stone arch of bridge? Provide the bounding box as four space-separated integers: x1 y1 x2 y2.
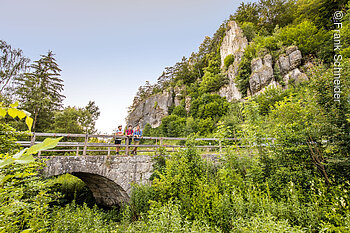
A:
42 155 154 206
42 156 131 206
70 172 129 206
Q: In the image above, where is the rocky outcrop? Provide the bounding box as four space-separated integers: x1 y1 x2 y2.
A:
219 64 243 101
248 46 308 95
248 54 278 95
127 90 175 128
220 21 248 68
276 46 308 89
128 21 309 128
219 21 248 101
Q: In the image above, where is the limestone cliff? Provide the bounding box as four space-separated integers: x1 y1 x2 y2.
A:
127 20 309 128
219 21 248 101
219 21 308 98
127 89 179 128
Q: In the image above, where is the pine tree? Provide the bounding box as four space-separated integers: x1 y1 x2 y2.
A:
15 51 65 131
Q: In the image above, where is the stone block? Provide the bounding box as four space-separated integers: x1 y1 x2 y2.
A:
286 45 298 55
251 57 263 73
278 54 291 74
263 54 273 68
288 50 302 70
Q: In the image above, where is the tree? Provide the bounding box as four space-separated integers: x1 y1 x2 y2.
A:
233 0 296 34
258 0 296 32
79 101 100 134
52 101 100 134
52 106 84 134
15 51 65 131
294 0 348 30
233 2 260 26
0 40 30 99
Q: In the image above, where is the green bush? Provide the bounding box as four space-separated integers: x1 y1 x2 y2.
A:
224 54 235 69
50 203 117 232
125 201 221 233
235 43 256 96
240 22 256 42
129 184 156 220
199 71 229 93
190 94 229 120
172 105 187 117
159 115 186 137
277 20 331 59
231 214 305 233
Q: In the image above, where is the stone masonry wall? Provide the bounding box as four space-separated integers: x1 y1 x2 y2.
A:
42 155 153 206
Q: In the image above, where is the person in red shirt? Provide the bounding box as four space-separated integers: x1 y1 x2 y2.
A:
125 125 133 155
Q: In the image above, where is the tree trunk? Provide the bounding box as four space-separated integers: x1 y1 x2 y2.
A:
32 108 39 132
307 136 331 186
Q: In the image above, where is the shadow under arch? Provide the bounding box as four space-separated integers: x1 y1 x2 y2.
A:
68 172 130 206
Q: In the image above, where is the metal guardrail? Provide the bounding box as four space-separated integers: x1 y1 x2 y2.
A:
16 132 275 156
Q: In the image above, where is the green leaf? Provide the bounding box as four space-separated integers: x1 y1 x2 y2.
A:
0 108 6 118
16 154 35 164
26 137 62 155
13 149 27 159
0 158 15 168
9 101 19 108
21 229 33 233
25 116 33 130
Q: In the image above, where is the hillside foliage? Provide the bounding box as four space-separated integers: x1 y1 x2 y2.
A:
1 0 350 232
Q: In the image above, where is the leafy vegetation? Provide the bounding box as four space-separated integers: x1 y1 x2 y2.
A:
1 0 350 232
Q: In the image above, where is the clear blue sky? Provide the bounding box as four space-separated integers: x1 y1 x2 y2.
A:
2 0 250 133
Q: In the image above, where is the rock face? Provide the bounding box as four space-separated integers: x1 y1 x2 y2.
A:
127 21 309 128
276 46 308 89
248 46 307 95
127 90 175 128
219 21 248 101
220 21 248 68
249 54 277 95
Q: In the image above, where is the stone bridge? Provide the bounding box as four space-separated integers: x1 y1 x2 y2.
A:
42 155 154 206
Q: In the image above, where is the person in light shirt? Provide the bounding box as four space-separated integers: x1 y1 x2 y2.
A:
115 125 123 155
132 125 143 155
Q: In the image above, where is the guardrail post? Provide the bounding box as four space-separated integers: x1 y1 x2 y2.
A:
159 138 163 155
30 132 36 146
83 134 88 156
107 147 111 156
125 137 129 155
76 146 79 156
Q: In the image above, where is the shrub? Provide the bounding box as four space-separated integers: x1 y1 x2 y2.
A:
50 203 117 232
277 20 331 60
125 202 221 233
172 105 187 117
241 22 256 42
190 94 229 120
159 115 186 137
224 54 235 69
231 214 305 233
129 184 156 220
199 71 229 93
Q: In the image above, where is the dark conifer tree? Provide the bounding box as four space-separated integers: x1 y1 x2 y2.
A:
15 51 65 131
